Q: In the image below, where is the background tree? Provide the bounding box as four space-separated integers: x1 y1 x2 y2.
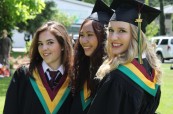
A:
0 0 45 33
83 0 96 4
17 1 76 35
146 22 160 38
82 0 113 5
149 0 172 36
159 0 166 35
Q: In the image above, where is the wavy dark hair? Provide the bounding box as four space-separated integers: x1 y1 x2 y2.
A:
29 21 73 78
73 19 106 96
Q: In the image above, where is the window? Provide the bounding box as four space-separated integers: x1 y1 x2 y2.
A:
154 39 160 45
165 14 171 19
160 39 168 45
171 39 173 44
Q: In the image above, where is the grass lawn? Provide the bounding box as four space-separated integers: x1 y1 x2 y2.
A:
0 63 172 113
0 76 12 113
156 63 173 114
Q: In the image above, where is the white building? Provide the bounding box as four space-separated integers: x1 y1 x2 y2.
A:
163 5 173 35
53 0 93 34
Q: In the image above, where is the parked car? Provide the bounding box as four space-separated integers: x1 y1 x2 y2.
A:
151 36 173 63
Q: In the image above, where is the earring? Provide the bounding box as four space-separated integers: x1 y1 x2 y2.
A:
61 49 64 51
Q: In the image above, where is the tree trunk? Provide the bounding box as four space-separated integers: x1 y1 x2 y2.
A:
159 0 166 35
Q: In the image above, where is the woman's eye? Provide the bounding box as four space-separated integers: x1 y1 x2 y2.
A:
119 29 126 33
88 34 93 36
108 28 114 32
48 41 54 45
80 34 84 37
79 34 84 37
38 43 43 46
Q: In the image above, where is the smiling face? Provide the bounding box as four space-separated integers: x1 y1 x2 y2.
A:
79 20 98 56
38 30 62 70
107 21 132 57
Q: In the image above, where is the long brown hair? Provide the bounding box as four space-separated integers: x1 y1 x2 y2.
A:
29 21 73 77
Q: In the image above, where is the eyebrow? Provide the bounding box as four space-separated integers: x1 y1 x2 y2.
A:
38 38 55 42
118 27 127 30
80 30 94 33
108 26 127 30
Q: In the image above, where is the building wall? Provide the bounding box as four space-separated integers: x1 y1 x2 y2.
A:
163 5 173 35
53 0 94 34
165 14 173 35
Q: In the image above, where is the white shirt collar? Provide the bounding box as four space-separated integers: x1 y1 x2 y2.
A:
42 61 64 75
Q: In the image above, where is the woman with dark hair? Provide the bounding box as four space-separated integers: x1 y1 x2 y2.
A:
70 0 113 114
3 21 73 114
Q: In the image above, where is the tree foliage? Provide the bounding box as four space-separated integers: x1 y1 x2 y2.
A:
82 0 113 5
146 22 160 38
83 0 96 4
0 0 45 32
17 1 76 35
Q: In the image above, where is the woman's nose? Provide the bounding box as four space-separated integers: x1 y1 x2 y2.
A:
81 36 89 43
42 44 48 50
109 32 119 40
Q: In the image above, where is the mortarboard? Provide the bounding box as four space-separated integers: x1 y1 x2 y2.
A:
110 0 161 64
86 0 114 26
110 0 161 33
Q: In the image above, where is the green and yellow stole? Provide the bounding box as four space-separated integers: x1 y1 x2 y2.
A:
29 69 70 114
80 81 92 111
117 59 159 96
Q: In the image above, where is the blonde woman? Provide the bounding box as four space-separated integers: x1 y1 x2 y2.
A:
88 0 162 114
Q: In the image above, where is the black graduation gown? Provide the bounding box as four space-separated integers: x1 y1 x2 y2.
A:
87 59 161 114
3 66 72 114
70 82 92 114
70 93 90 114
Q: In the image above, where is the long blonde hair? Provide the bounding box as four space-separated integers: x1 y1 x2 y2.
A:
96 24 162 84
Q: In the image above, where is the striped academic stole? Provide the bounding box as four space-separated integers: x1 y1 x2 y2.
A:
29 69 70 114
117 59 159 96
80 81 92 111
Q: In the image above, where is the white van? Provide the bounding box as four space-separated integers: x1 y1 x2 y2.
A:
151 36 173 63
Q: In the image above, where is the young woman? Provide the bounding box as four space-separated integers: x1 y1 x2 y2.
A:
3 21 73 114
88 0 162 114
70 0 113 114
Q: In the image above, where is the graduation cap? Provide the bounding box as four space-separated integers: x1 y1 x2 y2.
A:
110 0 161 33
86 0 114 26
110 0 161 64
